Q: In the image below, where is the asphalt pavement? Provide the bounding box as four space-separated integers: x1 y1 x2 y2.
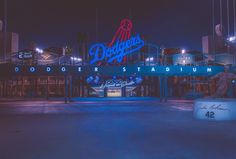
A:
0 98 235 159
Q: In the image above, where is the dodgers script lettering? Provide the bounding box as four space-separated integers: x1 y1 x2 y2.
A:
89 34 144 64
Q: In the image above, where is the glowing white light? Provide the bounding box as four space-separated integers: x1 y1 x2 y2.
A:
36 48 43 54
228 36 236 42
145 57 154 62
181 49 186 54
71 57 82 62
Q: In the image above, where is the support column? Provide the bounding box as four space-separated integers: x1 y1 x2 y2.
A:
122 86 126 97
159 77 163 102
21 77 24 97
64 76 68 103
164 76 168 102
82 77 85 97
78 77 81 97
104 87 107 97
46 76 49 100
69 75 73 101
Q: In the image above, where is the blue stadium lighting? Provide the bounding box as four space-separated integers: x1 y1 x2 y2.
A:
61 67 66 72
30 67 36 72
135 76 143 84
86 76 94 84
94 76 100 84
46 67 51 72
15 67 20 72
78 67 82 72
9 66 223 76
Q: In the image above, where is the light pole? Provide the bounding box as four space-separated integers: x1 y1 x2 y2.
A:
3 0 7 61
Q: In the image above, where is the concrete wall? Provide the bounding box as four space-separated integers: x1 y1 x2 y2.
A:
0 31 19 60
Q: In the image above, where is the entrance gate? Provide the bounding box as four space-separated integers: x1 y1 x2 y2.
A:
0 64 225 103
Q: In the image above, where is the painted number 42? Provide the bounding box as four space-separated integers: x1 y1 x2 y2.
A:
205 111 215 119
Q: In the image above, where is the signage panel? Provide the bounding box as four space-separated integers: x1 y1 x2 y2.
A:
89 19 144 64
194 99 236 121
18 50 34 60
10 65 224 76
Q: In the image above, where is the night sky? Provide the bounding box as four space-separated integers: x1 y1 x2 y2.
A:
0 0 221 51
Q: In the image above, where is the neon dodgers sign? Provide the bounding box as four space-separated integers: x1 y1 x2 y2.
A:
89 35 144 64
89 19 144 64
